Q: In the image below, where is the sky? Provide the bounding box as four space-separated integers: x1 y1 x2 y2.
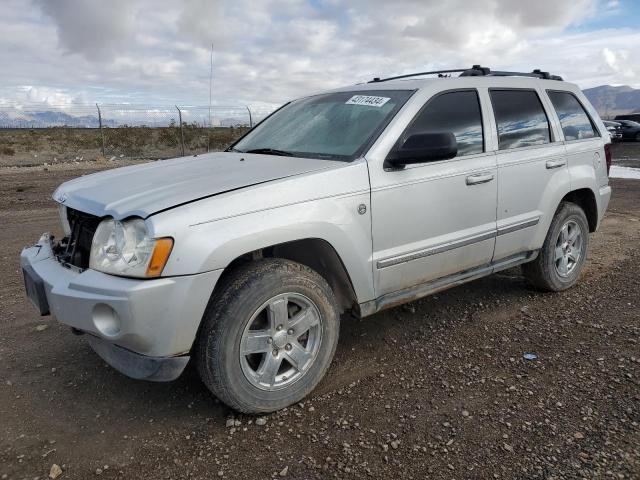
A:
1 0 639 111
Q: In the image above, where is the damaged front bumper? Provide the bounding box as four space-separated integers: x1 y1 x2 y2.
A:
20 233 221 381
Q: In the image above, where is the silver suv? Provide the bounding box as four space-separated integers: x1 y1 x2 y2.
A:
21 66 612 413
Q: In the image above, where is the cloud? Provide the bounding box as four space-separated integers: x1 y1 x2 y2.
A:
37 0 136 61
176 0 228 47
0 0 638 110
495 0 594 29
602 46 635 78
20 85 89 106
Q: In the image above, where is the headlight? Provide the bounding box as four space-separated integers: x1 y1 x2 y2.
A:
89 217 173 278
58 204 71 236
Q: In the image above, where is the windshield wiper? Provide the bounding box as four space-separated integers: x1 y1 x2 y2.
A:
243 148 294 156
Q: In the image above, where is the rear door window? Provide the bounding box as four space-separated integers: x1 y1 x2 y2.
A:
490 90 551 150
404 90 484 157
547 91 598 141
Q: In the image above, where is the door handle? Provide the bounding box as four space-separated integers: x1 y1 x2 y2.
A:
465 173 494 185
546 159 566 169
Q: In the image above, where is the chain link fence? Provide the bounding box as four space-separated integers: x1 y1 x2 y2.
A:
0 103 276 167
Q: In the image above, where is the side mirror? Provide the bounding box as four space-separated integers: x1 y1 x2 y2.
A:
386 132 457 167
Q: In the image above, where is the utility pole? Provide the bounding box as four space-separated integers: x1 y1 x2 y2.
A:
96 103 105 156
246 106 253 128
208 42 213 152
176 106 185 156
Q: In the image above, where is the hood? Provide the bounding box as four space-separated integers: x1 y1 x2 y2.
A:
54 152 341 219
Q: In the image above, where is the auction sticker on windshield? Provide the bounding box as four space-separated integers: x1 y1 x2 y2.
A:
345 95 390 107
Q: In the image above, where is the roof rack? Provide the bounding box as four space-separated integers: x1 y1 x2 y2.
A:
369 65 563 83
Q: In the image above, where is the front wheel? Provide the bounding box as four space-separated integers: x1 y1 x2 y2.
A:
196 259 340 413
635 132 640 142
522 202 589 291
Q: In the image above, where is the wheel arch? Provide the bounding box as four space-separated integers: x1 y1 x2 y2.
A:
561 188 598 232
214 238 360 316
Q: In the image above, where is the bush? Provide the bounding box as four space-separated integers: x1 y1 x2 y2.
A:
1 146 15 156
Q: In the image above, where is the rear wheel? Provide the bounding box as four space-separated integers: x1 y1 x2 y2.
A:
635 132 640 142
522 202 589 291
196 258 340 413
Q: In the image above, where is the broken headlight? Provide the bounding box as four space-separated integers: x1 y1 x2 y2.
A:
89 217 173 278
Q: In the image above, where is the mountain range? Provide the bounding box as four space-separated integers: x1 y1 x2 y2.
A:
582 85 640 119
0 109 251 129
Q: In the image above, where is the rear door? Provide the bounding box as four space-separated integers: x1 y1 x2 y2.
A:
490 88 570 261
369 89 498 296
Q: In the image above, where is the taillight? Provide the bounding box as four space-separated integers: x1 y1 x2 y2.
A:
604 143 612 175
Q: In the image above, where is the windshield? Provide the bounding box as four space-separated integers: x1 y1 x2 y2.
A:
233 90 414 160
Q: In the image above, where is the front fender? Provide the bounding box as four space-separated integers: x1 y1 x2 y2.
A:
167 195 374 303
150 161 375 303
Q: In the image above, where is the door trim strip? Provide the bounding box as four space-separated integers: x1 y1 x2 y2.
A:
376 216 540 270
376 230 496 269
496 217 540 236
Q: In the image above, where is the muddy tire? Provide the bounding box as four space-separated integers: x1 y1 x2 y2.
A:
522 202 589 292
196 258 340 413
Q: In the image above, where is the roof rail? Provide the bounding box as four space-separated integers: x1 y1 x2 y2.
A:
369 65 563 83
369 69 469 83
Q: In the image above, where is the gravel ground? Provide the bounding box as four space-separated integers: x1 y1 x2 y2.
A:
0 158 638 479
611 142 640 169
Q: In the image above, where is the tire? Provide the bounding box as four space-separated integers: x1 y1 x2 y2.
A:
636 132 640 142
196 258 340 413
522 202 589 292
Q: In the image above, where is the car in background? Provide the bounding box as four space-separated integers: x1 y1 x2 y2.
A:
616 119 640 141
603 121 622 141
614 113 640 123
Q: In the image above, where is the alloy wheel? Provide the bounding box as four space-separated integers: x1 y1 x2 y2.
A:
554 220 584 277
239 293 323 391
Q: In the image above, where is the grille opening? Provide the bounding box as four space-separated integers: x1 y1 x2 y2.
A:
54 208 101 270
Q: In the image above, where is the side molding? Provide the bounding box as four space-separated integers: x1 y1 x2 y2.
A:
376 217 540 270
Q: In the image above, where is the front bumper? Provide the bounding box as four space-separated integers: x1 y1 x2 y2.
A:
21 234 222 380
85 335 190 381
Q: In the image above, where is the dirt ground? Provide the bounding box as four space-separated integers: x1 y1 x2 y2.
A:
0 151 639 479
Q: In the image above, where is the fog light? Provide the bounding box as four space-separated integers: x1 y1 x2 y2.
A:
92 304 121 337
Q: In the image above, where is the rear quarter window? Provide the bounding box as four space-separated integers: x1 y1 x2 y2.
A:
547 91 598 141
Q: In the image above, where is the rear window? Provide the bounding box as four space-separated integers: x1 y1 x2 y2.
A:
547 91 598 141
490 89 551 150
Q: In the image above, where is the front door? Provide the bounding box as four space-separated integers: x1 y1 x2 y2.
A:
369 89 498 297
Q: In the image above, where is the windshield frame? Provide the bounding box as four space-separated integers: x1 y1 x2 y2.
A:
227 89 417 161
